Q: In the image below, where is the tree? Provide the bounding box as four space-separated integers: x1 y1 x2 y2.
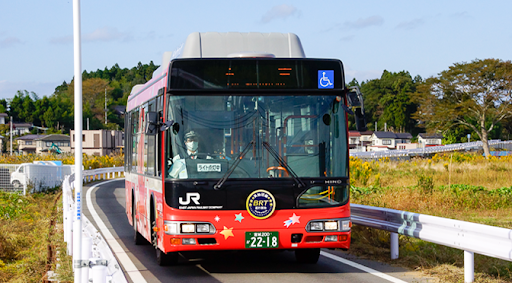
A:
360 70 420 133
43 107 56 128
414 58 512 158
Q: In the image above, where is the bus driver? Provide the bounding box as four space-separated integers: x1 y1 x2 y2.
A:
168 131 212 178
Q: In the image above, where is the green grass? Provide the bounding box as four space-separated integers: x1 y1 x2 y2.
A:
0 190 72 282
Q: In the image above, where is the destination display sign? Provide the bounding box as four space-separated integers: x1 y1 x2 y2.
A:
168 58 344 90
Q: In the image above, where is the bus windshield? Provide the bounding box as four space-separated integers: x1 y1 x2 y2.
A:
166 94 348 180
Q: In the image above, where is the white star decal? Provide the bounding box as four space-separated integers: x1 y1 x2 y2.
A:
284 213 301 228
214 215 220 222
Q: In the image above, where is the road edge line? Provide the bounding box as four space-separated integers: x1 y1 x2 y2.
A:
320 251 409 283
86 179 147 283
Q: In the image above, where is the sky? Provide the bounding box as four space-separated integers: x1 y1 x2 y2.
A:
0 1 511 100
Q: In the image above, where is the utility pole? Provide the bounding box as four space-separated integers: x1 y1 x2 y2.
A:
10 116 12 155
105 87 107 125
72 0 84 281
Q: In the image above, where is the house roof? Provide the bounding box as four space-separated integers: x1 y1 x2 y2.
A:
16 134 46 140
0 113 7 117
13 123 32 127
373 131 397 139
418 133 444 139
359 130 374 136
36 134 70 141
396 133 413 139
348 131 361 137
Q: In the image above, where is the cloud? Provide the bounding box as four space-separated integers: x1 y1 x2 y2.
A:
260 4 299 24
450 11 472 19
83 27 131 42
0 36 22 48
50 27 131 45
344 15 384 29
395 18 425 30
49 35 73 45
340 35 355 42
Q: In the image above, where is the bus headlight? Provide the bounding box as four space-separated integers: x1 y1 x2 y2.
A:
164 221 216 235
164 222 178 234
196 223 210 233
310 221 323 231
341 220 351 231
181 223 195 233
324 221 338 231
307 218 350 232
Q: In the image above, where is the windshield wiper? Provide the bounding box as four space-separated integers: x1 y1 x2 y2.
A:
262 142 306 188
213 141 254 190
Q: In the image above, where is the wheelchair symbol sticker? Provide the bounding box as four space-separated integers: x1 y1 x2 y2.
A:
318 70 334 89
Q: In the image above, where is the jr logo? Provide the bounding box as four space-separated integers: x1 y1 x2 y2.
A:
179 192 201 205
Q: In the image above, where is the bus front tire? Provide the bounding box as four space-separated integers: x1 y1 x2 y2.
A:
156 249 179 266
295 248 320 264
152 219 179 266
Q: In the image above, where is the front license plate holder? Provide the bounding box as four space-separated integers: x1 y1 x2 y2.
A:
245 231 279 248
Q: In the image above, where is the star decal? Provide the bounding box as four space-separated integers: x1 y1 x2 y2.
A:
220 226 234 239
284 213 301 228
234 213 244 222
214 215 220 222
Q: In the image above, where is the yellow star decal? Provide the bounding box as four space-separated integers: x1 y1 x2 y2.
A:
220 226 234 239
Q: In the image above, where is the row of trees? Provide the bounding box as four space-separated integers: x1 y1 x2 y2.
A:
2 58 511 157
0 62 159 136
348 58 512 157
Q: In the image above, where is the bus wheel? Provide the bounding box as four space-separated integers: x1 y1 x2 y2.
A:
153 221 179 266
156 248 179 266
295 248 320 264
133 203 145 245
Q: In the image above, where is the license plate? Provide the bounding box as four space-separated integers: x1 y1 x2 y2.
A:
245 232 279 248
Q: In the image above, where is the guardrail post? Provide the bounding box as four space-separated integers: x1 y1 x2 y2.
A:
464 251 474 283
90 258 108 283
390 232 399 259
66 206 73 255
81 237 92 283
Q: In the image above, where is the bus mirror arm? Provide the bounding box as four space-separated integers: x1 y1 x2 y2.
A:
341 104 354 115
160 120 175 132
347 86 368 132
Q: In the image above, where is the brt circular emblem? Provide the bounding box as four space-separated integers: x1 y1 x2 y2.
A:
246 189 276 219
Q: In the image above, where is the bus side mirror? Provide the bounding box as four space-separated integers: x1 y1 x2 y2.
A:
354 108 367 132
145 111 158 135
347 86 368 132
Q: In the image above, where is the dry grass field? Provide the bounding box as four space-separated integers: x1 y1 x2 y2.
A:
350 152 512 283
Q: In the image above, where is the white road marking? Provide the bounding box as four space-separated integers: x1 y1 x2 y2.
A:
320 251 409 283
86 179 147 283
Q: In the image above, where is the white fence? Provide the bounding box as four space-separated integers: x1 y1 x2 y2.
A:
351 204 512 283
62 167 127 283
0 163 75 194
351 139 512 160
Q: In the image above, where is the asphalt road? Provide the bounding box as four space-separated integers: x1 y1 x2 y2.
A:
82 179 434 283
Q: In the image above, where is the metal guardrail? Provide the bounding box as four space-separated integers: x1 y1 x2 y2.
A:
350 140 512 159
62 167 127 283
351 203 512 283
